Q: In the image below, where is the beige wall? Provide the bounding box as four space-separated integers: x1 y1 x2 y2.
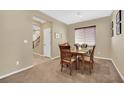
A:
0 11 33 77
0 10 60 77
112 10 124 77
67 16 112 58
32 11 68 58
52 21 67 57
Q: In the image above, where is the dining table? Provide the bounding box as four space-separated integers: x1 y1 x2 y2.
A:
70 47 91 69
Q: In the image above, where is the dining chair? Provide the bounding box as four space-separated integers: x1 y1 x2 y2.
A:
59 44 70 50
59 44 71 64
60 49 77 75
63 42 70 46
79 46 96 74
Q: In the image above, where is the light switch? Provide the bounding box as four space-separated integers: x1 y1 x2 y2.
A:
16 61 20 65
24 40 28 44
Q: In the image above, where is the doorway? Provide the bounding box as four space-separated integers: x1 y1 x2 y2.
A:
43 28 51 58
32 16 52 59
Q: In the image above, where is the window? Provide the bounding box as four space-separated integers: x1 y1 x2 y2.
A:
75 26 96 46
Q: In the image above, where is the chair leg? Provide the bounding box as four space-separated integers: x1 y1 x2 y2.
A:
92 60 94 64
83 62 85 71
60 60 63 64
89 64 92 74
70 64 72 76
66 64 69 67
75 61 78 70
81 61 84 73
61 63 63 72
91 60 94 69
91 63 93 69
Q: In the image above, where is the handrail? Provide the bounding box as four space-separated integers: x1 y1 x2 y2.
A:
33 36 40 48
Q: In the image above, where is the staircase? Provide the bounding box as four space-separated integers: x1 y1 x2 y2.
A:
33 31 40 48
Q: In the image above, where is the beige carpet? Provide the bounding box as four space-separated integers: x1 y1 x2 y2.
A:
32 53 51 65
0 55 123 83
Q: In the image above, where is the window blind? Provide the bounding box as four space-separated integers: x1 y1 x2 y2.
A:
75 26 96 46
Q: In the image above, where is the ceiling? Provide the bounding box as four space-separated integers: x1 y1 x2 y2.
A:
41 10 113 24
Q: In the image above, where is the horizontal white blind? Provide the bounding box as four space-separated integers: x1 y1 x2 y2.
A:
75 26 96 46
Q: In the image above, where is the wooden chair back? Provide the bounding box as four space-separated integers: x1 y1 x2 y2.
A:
59 44 71 63
59 45 70 51
90 46 96 61
61 49 72 62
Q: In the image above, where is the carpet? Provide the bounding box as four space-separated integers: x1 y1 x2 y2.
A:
0 56 123 83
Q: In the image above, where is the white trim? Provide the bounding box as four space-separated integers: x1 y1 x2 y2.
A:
33 52 51 59
0 56 123 82
0 65 34 79
33 52 59 60
95 56 124 82
94 56 112 61
111 59 124 82
51 56 60 60
32 16 46 24
33 52 44 57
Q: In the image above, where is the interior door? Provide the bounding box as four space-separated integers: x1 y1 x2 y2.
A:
43 28 51 57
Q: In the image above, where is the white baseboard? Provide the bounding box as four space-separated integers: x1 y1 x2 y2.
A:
33 52 59 60
51 56 60 60
51 56 124 82
94 56 112 61
33 52 51 59
95 56 124 82
0 65 34 79
1 56 123 82
111 59 124 82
